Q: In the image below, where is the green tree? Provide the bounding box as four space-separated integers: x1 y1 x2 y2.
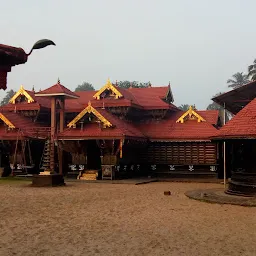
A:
116 80 150 89
207 92 230 122
227 72 249 88
248 59 256 81
207 93 223 111
178 104 196 111
0 89 15 106
75 82 95 91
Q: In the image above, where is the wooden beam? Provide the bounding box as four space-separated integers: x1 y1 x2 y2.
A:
59 97 65 132
50 98 56 171
58 97 65 175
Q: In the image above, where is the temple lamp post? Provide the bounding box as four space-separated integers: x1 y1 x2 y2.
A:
26 39 56 56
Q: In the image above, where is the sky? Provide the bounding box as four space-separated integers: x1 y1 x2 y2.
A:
1 0 256 109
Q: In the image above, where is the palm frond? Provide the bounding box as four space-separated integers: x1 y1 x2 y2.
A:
248 65 254 72
227 79 236 84
251 73 256 81
248 69 256 77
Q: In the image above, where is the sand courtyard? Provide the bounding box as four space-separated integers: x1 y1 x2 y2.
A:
0 180 255 256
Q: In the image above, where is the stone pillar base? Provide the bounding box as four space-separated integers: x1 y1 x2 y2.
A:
225 173 256 197
32 174 65 187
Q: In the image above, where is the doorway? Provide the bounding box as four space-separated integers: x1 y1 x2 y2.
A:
86 140 101 170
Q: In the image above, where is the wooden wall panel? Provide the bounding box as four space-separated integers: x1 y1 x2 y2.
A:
138 142 217 165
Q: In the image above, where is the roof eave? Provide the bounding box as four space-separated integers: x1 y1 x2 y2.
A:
211 135 256 140
150 138 212 142
35 93 79 99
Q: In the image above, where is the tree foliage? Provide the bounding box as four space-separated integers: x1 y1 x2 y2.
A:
75 82 95 92
0 90 15 106
227 72 249 88
206 92 223 111
115 81 150 89
248 59 256 81
206 92 231 122
178 104 196 111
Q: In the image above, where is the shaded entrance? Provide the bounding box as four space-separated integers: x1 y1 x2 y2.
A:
226 139 256 196
86 140 101 170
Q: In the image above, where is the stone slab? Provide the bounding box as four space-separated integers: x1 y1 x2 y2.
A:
185 188 256 207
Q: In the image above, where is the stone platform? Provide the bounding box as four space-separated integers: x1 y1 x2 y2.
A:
226 173 256 196
32 174 65 187
185 188 256 207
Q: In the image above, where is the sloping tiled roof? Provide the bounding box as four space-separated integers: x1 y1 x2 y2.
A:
0 112 41 129
2 84 177 112
35 81 79 99
137 111 218 141
59 108 218 141
65 86 177 111
127 87 175 110
212 80 256 114
3 87 51 111
58 108 145 140
0 112 48 140
197 110 219 125
213 98 256 139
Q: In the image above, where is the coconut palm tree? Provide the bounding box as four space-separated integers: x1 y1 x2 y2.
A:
227 72 249 88
248 59 256 81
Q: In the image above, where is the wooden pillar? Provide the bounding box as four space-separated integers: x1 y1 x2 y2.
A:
58 97 65 175
119 139 124 158
59 97 65 132
50 97 56 171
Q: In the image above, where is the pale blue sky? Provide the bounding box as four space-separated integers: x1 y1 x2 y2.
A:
1 0 256 109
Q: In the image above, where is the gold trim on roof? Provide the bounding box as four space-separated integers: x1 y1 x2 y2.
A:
0 113 15 128
93 79 123 100
176 106 205 123
67 102 112 128
9 85 35 104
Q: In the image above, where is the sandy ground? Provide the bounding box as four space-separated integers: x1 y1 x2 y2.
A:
0 181 255 256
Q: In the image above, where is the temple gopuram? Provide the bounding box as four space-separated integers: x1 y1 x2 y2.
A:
0 79 222 180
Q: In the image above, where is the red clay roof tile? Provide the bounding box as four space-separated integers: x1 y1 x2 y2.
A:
0 112 49 139
36 81 79 99
197 110 219 125
137 111 218 141
58 108 145 139
213 98 256 139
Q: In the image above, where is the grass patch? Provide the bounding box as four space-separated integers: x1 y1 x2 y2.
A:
0 176 32 184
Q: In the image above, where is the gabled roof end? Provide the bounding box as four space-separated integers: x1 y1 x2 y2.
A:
176 106 205 123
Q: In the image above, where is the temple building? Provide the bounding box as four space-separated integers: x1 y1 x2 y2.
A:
212 80 256 196
0 79 221 180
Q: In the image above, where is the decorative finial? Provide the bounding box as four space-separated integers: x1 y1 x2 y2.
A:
129 82 133 89
57 78 60 84
32 85 35 92
20 85 24 89
88 101 91 106
148 81 151 88
168 81 170 86
116 80 118 87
